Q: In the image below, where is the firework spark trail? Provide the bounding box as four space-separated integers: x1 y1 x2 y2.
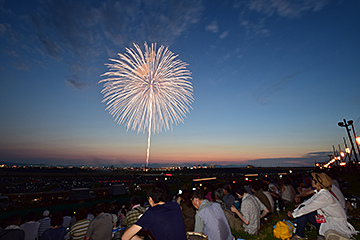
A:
100 42 193 167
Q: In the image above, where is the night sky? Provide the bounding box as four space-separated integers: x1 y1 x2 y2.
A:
1 0 359 167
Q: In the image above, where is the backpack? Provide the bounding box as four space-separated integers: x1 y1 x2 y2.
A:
221 205 244 233
273 219 296 240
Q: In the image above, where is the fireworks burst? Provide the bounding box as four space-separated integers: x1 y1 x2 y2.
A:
100 42 193 167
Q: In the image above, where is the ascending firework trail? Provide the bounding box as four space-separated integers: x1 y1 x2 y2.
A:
100 42 193 168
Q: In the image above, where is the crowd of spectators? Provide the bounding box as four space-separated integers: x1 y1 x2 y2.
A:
0 170 358 240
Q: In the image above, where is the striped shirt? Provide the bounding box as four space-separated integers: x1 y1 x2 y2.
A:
70 219 90 240
37 217 51 237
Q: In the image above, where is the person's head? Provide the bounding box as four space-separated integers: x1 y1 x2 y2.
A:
148 182 170 206
180 189 193 208
214 188 224 200
222 183 231 195
94 203 106 215
260 181 269 192
233 185 247 199
51 212 63 227
75 208 88 221
311 172 332 191
130 196 141 207
42 210 50 218
26 211 37 222
7 214 21 226
191 188 205 209
250 180 261 192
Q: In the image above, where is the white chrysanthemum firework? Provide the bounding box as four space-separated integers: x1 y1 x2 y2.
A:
100 42 193 167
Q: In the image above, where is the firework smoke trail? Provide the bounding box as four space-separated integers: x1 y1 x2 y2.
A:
100 42 193 168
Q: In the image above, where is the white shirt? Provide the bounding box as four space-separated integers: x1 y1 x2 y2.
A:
20 221 40 240
292 189 357 237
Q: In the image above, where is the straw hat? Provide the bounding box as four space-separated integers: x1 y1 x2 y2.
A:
311 172 332 190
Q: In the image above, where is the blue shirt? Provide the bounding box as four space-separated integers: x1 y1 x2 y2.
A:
136 201 187 240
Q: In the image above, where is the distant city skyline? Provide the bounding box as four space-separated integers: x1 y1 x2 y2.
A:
1 0 360 167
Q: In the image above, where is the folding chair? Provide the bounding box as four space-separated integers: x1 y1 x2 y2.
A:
186 231 208 240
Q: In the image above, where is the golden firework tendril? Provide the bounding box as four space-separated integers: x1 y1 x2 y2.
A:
100 42 193 167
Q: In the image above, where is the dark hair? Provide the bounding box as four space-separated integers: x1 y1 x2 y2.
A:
180 189 193 208
148 182 170 203
260 181 269 191
233 185 246 196
7 214 21 226
130 196 141 206
214 188 224 199
94 203 106 214
222 183 231 193
26 211 37 222
250 180 261 191
75 208 88 220
51 212 63 226
191 188 205 201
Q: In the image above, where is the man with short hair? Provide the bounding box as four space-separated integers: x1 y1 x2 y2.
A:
213 188 226 209
231 185 269 235
121 182 187 240
122 196 146 230
191 189 233 240
222 184 235 210
85 203 116 240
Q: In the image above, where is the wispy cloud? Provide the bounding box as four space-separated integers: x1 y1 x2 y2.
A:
205 20 218 33
66 79 87 90
245 151 331 167
219 31 229 39
234 0 329 38
1 0 204 84
248 0 329 18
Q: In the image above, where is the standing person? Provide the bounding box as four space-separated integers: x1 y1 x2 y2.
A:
0 214 25 240
121 196 146 230
85 203 116 240
20 211 40 240
288 172 357 239
38 210 51 238
191 189 233 240
121 182 187 240
39 212 66 240
69 208 90 240
222 184 235 210
231 185 269 235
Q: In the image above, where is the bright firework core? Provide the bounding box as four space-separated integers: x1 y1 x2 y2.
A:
100 42 194 168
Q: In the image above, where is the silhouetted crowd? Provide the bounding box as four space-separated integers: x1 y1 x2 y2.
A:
0 170 358 240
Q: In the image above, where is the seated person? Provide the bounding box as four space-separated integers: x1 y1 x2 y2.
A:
121 182 187 240
288 172 357 239
230 185 269 235
122 196 146 230
191 188 233 240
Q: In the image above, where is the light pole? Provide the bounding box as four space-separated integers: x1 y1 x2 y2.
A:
338 119 359 163
348 120 360 158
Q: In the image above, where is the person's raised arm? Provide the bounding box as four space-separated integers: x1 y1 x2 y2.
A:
121 224 142 240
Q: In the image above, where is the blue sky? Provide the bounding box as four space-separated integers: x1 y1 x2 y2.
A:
1 0 359 167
